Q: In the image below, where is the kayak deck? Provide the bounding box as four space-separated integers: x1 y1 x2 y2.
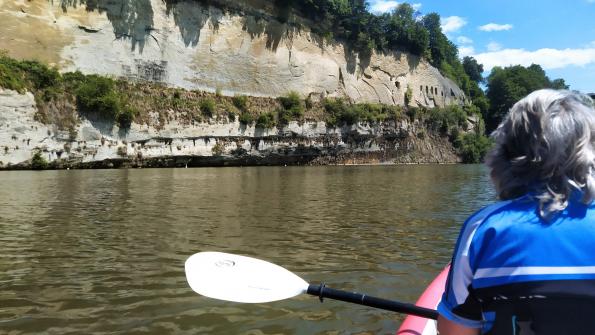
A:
396 266 449 335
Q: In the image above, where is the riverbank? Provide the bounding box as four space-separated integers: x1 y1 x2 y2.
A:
0 85 461 170
0 81 487 170
0 53 491 170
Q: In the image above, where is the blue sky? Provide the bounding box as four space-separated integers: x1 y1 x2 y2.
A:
368 0 595 93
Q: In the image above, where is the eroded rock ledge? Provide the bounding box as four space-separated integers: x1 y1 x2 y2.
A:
0 89 459 170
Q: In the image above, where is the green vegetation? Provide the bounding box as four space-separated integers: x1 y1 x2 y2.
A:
454 132 493 164
75 74 138 129
0 51 60 93
200 98 216 118
485 64 567 131
232 95 248 111
31 152 48 170
424 104 467 134
323 98 403 127
255 112 276 129
463 56 484 83
321 95 493 163
278 91 301 110
1 49 569 164
0 53 137 129
0 61 26 92
276 2 475 93
117 106 136 129
283 2 429 59
76 75 120 118
277 91 304 125
238 112 254 125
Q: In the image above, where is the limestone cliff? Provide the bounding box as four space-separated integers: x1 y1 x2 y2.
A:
0 88 460 169
0 0 469 169
0 0 465 107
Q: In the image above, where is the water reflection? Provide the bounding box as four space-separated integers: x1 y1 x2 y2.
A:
0 165 495 334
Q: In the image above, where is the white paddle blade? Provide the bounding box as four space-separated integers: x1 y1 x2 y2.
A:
185 252 309 303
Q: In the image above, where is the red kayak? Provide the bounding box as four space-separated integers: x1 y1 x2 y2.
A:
396 266 449 335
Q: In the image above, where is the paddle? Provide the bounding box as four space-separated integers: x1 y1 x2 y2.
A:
185 251 438 320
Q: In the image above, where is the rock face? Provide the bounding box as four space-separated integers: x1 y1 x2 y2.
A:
0 1 467 168
0 0 465 107
0 89 459 169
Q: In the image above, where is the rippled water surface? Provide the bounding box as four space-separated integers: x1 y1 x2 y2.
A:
0 165 495 334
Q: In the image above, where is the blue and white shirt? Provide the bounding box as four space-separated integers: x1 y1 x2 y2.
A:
437 194 595 334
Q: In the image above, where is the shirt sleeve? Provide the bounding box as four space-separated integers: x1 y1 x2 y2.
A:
437 267 483 328
436 207 494 328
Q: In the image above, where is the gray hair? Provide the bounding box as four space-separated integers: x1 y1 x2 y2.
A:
486 89 595 219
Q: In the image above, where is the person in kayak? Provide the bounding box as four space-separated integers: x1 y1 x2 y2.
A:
436 89 595 335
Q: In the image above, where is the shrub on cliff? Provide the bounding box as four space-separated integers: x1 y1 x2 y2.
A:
232 95 248 111
323 99 391 126
0 52 59 92
323 98 346 127
117 106 137 129
278 91 302 110
0 62 26 92
255 112 276 129
76 75 121 119
200 98 216 118
238 112 254 125
74 75 136 129
277 91 304 125
454 132 493 163
18 60 60 90
405 106 419 121
426 105 467 135
31 152 48 170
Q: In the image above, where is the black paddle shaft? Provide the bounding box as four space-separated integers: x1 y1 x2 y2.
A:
306 284 438 320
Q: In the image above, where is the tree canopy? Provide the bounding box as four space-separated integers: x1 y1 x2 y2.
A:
485 64 568 132
463 56 484 83
271 1 479 98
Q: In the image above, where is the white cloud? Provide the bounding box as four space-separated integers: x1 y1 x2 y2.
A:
441 16 467 34
459 46 476 57
479 23 513 32
369 1 422 14
457 36 473 44
370 0 399 13
473 47 595 71
486 42 502 52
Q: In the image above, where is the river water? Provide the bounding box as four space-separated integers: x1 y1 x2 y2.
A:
0 165 495 335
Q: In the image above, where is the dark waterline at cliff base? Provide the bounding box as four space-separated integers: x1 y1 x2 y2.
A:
0 165 494 334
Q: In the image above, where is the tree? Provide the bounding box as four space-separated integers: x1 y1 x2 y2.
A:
462 56 484 83
422 13 450 68
31 152 48 170
485 64 567 131
550 78 569 90
386 3 429 55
